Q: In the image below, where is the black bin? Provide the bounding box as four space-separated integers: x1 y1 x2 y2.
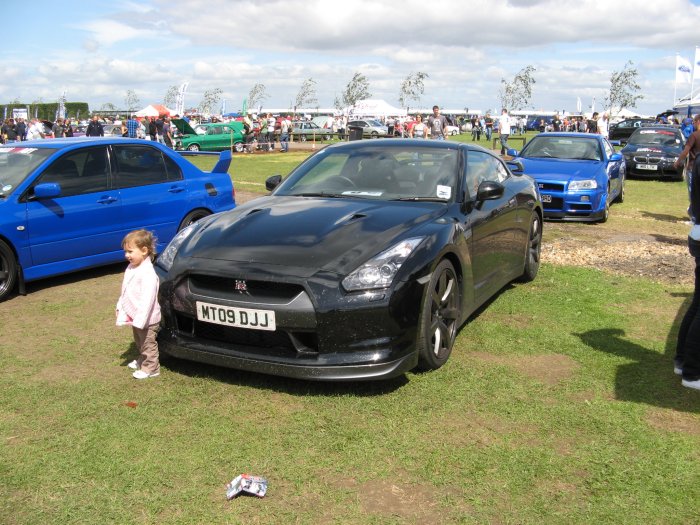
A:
348 126 363 141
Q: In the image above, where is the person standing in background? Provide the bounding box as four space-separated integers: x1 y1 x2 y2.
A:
498 108 512 155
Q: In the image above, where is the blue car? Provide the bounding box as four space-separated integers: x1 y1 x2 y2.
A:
507 132 625 222
0 137 236 301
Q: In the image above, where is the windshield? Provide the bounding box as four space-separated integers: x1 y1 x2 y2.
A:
276 146 459 201
521 136 602 161
628 129 682 147
0 146 55 197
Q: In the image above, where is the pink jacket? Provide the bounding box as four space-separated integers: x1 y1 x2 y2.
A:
116 257 161 330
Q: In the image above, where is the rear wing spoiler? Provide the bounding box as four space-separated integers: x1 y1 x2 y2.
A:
177 149 232 174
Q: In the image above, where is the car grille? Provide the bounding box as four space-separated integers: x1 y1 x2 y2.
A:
175 312 319 356
537 181 565 192
189 274 305 304
543 197 564 210
632 155 664 164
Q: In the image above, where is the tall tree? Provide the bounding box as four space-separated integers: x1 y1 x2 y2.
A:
295 78 318 110
334 72 372 109
163 85 179 108
199 88 222 114
398 72 429 108
100 102 117 112
247 83 269 112
604 61 643 116
124 90 140 112
498 65 536 111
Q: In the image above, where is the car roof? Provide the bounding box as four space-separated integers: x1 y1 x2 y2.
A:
8 137 166 150
321 137 485 153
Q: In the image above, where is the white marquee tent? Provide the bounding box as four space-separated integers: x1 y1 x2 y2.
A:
134 104 174 117
345 99 407 118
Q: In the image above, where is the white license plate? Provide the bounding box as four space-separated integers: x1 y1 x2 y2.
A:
541 194 552 203
196 301 276 331
637 164 658 170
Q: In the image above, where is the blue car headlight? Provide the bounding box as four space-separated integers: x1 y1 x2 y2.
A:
342 237 424 292
568 179 597 191
156 223 198 272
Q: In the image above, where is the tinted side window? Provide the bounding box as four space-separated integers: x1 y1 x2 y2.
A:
163 154 183 181
466 151 508 196
35 147 110 197
112 145 168 188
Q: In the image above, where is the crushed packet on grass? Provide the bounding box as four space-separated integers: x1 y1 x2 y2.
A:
226 474 267 499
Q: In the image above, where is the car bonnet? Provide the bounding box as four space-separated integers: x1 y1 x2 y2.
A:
182 196 446 275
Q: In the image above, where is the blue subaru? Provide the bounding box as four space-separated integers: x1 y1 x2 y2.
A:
0 137 236 301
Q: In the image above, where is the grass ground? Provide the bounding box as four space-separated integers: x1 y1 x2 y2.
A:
1 138 699 524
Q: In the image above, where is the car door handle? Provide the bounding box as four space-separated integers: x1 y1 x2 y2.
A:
97 196 118 204
168 185 186 193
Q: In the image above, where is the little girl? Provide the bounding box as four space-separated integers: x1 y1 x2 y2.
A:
116 229 162 379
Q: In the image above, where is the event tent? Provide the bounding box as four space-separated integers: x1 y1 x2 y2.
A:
345 99 407 118
134 104 174 117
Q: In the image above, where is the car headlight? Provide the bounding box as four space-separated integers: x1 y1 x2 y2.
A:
568 179 597 191
156 223 198 272
342 237 424 292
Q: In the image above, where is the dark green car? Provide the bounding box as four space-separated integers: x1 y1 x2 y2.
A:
172 120 246 152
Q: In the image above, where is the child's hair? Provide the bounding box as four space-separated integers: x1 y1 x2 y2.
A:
122 229 157 260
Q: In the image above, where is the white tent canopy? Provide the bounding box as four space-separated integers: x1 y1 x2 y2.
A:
345 99 407 118
134 104 174 117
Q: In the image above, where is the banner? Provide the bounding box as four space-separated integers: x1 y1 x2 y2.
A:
677 54 692 84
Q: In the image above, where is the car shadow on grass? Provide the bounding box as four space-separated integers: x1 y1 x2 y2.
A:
575 292 699 413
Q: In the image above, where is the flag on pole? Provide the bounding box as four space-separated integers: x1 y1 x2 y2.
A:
677 54 692 84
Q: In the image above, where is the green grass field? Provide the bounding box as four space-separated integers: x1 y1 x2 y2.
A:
1 142 699 524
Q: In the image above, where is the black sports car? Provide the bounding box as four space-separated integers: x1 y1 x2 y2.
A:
155 139 543 381
620 126 685 181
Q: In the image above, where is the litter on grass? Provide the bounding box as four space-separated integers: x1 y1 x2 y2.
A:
226 474 267 499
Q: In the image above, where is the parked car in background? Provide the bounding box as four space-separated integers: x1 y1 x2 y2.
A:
507 132 625 222
172 120 246 152
155 139 542 381
608 118 656 143
620 126 685 181
0 137 236 301
290 121 333 141
103 124 125 137
347 119 389 138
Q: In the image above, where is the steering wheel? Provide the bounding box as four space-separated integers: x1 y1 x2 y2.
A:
325 175 356 189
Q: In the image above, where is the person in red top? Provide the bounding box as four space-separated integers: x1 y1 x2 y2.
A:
675 114 700 179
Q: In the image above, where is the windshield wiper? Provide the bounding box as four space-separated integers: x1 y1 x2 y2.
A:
391 196 447 202
291 192 346 198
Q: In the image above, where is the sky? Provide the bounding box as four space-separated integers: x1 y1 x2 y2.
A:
4 0 700 117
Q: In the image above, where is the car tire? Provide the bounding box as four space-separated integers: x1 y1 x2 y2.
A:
614 176 625 203
234 142 244 153
600 194 610 223
518 213 542 283
0 240 17 302
300 135 307 142
371 131 378 138
416 259 461 371
178 209 211 231
187 144 200 151
323 134 332 141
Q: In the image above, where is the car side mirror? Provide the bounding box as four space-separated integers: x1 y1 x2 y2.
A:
506 159 524 173
33 182 61 199
609 152 623 162
506 148 519 157
476 181 505 202
266 174 283 191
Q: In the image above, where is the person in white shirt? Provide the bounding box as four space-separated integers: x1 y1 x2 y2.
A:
597 113 609 138
498 108 512 155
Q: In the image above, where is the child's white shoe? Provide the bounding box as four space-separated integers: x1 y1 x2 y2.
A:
132 370 159 379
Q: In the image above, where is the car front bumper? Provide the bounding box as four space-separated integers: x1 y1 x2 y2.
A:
156 262 425 381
